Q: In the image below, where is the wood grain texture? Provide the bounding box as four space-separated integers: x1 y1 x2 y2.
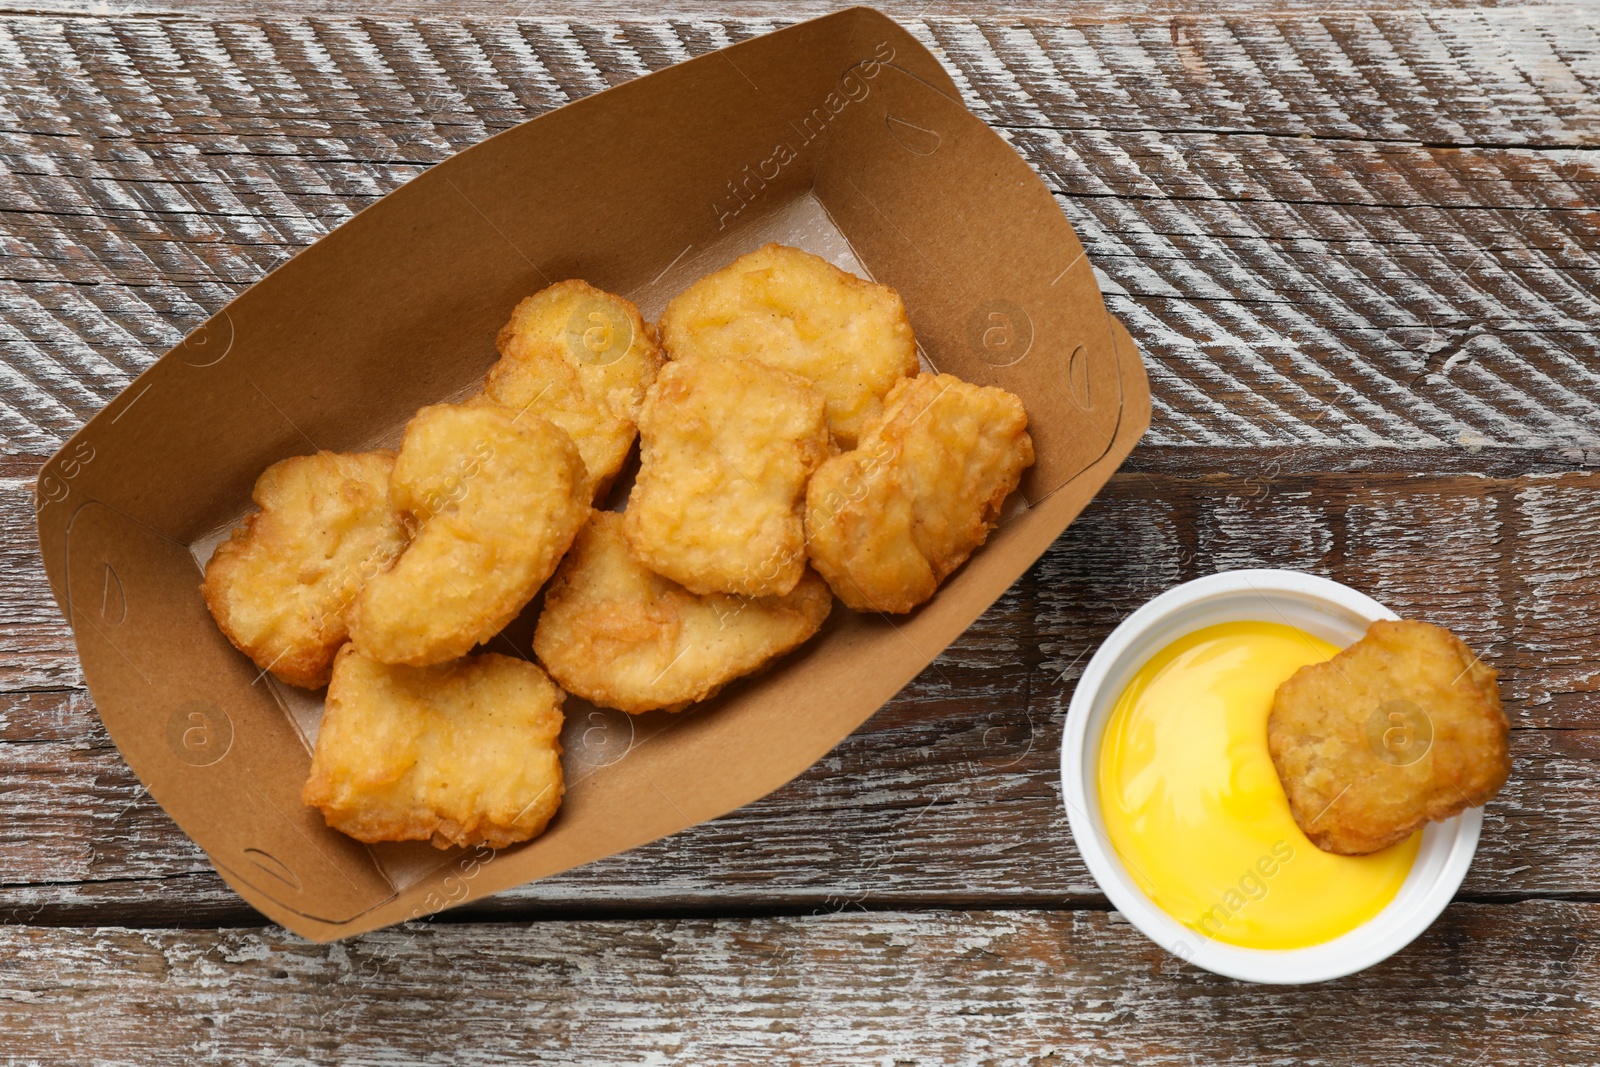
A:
0 4 1596 1050
6 0 1570 18
6 468 1598 925
0 479 77 690
1 902 1597 1065
0 9 1596 456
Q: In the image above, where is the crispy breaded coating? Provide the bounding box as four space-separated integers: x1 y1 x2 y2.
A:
303 646 565 849
200 451 408 689
624 357 830 597
805 373 1034 614
533 512 833 714
1268 619 1511 856
349 403 589 666
478 280 663 497
658 243 918 447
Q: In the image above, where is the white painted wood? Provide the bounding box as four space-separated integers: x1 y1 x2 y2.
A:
0 904 1595 1064
0 9 1596 454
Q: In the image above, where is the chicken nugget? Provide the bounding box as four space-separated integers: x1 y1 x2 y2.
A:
478 280 663 497
1268 619 1510 856
533 512 833 714
805 373 1034 614
349 403 589 666
201 451 408 689
624 356 830 597
303 645 565 849
658 243 918 447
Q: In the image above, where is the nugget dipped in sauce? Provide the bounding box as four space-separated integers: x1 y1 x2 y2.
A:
1269 619 1510 856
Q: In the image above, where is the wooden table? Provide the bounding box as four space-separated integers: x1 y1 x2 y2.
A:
2 0 1597 1060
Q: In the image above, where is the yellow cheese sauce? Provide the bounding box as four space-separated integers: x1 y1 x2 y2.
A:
1096 620 1419 950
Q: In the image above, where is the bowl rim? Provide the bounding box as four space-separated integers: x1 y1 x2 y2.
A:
1059 567 1483 984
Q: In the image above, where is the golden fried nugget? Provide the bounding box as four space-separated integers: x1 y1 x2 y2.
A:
201 451 408 689
805 373 1034 614
624 357 830 597
478 280 663 497
303 646 565 849
1269 619 1510 856
658 243 918 447
533 512 833 714
349 403 589 666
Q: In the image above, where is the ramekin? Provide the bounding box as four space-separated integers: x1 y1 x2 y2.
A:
1059 568 1482 984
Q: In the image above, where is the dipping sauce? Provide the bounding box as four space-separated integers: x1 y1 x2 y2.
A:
1096 620 1420 950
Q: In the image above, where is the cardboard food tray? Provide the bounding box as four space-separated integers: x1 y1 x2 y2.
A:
33 6 1150 941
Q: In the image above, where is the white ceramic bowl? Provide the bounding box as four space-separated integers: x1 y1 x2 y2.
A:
1059 568 1481 984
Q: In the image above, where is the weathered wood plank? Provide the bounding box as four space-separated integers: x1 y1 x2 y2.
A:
8 715 1588 926
9 165 1596 454
0 903 1596 1064
1510 477 1600 707
1 454 1577 688
0 479 77 691
0 11 1597 454
1 0 1572 20
6 469 1599 924
946 13 1600 145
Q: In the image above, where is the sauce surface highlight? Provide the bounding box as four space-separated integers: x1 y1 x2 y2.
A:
1096 620 1419 950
